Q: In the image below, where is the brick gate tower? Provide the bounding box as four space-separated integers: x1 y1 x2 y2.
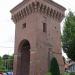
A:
10 0 66 75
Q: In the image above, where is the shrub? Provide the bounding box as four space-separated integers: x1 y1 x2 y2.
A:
50 57 60 75
70 72 75 75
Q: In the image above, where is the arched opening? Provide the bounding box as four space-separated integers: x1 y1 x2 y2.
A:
19 39 30 75
49 57 60 75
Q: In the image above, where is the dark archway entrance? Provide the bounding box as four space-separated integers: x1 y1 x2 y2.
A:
19 39 30 75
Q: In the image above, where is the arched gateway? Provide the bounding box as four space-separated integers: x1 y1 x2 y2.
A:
11 0 66 75
19 39 30 75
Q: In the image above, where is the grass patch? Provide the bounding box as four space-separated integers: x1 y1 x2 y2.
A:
46 72 75 75
46 72 51 75
64 72 70 75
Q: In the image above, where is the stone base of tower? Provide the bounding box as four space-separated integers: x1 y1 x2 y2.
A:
13 51 64 75
29 51 48 75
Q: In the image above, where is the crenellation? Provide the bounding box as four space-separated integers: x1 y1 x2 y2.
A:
17 12 20 21
36 2 40 12
50 8 53 17
23 8 27 16
26 6 29 15
13 13 17 23
32 2 35 12
41 4 44 13
12 1 65 24
44 0 66 11
52 9 55 18
11 15 16 23
56 11 59 18
29 4 32 13
47 7 50 15
19 12 22 19
54 10 57 18
40 4 43 13
20 10 24 19
58 13 62 21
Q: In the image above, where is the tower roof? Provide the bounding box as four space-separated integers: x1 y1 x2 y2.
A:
10 0 66 23
10 0 66 13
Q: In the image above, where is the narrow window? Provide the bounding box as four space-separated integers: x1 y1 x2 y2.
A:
43 23 47 32
23 23 26 28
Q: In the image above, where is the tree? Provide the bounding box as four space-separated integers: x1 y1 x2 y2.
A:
0 56 6 72
50 57 60 75
62 11 75 61
2 54 14 71
3 54 9 71
3 54 9 60
7 55 14 71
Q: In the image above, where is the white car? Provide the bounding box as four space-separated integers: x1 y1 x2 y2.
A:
3 73 7 75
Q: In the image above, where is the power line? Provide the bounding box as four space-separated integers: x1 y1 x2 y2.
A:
54 0 73 9
62 0 74 9
0 46 14 48
0 40 14 43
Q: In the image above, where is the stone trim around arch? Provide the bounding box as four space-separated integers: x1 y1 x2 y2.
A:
18 39 31 53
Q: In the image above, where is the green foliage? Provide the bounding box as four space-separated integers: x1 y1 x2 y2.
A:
64 72 70 75
7 55 13 71
3 54 9 60
70 72 75 75
46 72 52 75
0 56 6 72
62 11 75 61
50 57 60 75
0 54 14 72
63 72 75 75
46 72 75 75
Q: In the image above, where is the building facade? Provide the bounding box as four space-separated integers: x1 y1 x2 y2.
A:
10 0 66 75
65 59 75 72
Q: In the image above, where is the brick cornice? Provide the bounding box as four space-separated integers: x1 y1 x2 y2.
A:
43 0 66 11
11 1 65 23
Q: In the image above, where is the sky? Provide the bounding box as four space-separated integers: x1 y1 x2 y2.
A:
0 0 75 57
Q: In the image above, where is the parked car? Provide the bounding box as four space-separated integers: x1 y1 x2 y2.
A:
0 73 3 75
3 73 7 75
0 72 3 75
6 72 13 75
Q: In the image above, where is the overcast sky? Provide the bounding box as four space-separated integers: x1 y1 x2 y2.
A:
0 0 75 57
